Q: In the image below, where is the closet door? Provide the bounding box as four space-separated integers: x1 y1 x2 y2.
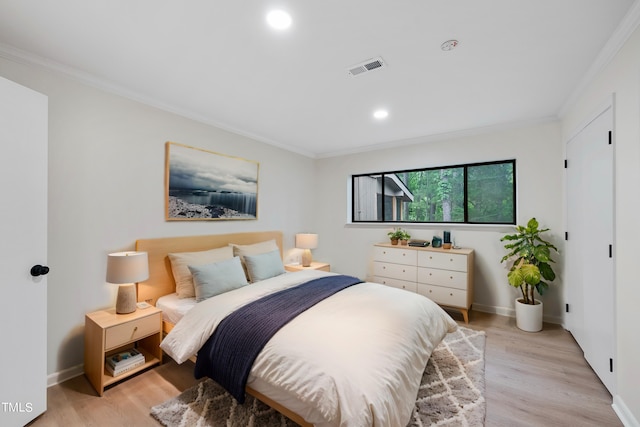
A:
0 76 48 425
565 105 615 394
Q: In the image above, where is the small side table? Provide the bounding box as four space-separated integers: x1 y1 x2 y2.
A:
84 306 163 396
285 262 330 272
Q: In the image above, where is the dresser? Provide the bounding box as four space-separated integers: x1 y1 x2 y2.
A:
373 243 474 323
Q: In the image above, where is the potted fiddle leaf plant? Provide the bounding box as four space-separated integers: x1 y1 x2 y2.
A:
500 217 558 332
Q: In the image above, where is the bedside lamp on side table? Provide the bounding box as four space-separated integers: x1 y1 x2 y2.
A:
106 251 149 314
295 233 318 267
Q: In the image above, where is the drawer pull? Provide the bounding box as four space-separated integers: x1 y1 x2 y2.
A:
450 293 453 296
450 276 453 279
402 253 406 256
402 269 405 272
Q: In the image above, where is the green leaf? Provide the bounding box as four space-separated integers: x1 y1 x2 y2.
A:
538 263 556 281
520 263 541 285
507 269 525 288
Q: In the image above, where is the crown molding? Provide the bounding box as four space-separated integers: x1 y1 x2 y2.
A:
558 0 640 117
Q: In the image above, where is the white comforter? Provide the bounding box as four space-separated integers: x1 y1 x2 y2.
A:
161 270 457 427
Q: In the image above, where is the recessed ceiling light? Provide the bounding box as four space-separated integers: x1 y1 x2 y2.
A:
266 10 292 30
373 109 389 120
441 40 459 51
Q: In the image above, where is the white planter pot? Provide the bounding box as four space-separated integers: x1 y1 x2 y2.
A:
515 298 543 332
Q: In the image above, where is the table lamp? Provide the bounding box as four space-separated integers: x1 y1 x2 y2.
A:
296 233 318 267
106 251 149 314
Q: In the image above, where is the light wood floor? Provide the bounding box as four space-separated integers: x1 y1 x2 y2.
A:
28 311 621 427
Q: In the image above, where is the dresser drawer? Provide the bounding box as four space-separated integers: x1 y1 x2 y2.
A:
417 267 468 290
374 276 417 292
417 251 467 272
105 312 161 350
417 284 467 308
373 261 417 282
373 246 417 265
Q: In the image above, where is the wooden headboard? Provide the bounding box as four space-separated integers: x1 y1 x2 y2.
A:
135 231 283 306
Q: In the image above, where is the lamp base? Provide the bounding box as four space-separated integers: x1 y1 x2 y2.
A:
301 249 312 267
116 283 137 314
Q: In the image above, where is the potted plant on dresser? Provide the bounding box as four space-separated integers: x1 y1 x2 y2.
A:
500 218 558 332
387 228 410 245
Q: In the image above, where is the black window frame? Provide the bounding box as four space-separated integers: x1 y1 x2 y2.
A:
351 159 516 225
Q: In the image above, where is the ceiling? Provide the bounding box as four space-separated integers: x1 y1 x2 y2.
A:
0 1 636 158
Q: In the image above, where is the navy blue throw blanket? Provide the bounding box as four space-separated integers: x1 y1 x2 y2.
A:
194 274 362 403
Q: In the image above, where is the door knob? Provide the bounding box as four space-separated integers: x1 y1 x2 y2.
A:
30 265 50 277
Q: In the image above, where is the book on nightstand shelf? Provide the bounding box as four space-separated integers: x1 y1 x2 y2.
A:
105 348 145 376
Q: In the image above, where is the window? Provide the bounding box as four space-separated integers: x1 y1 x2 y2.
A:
352 160 515 225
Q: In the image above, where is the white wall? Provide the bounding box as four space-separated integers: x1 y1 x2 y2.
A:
0 57 318 379
314 121 565 321
561 21 640 426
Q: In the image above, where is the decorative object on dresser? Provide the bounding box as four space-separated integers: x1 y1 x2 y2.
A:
106 251 149 314
442 230 452 249
84 306 163 395
387 227 410 245
284 261 330 272
500 217 558 332
373 243 474 323
295 233 318 267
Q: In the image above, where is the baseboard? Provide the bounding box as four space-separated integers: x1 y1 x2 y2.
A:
613 395 640 427
472 303 563 325
48 363 84 387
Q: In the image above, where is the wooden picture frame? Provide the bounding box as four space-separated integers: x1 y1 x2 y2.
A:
165 142 259 221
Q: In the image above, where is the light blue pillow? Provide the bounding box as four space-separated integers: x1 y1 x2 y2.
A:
188 257 248 302
243 249 286 282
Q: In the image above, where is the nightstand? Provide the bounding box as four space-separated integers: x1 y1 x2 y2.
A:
285 262 330 272
84 306 163 396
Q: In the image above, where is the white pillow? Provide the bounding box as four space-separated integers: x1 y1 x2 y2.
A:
230 239 280 280
167 246 234 298
243 250 286 282
188 257 248 302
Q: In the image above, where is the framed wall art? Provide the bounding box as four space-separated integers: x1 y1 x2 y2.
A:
165 142 259 220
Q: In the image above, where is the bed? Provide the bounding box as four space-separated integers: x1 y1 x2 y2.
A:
136 231 457 427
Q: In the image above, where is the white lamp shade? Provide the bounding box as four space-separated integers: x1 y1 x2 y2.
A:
295 233 318 250
106 251 149 284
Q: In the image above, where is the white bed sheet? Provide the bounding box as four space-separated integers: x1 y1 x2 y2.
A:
161 270 457 427
156 292 196 325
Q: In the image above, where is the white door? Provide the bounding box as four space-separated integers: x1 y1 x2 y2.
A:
566 105 615 394
0 76 48 426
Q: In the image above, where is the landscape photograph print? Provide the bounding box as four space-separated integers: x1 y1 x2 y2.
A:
165 142 259 220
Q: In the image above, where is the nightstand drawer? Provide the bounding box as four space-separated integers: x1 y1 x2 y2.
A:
105 312 161 350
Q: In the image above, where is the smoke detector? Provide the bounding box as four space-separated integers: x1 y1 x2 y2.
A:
348 57 386 77
441 40 459 51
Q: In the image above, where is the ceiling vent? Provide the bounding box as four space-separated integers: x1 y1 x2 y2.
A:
348 57 386 77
